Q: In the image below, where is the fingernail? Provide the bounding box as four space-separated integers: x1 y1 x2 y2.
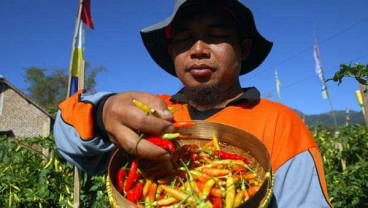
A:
164 125 175 133
163 109 173 119
160 153 172 160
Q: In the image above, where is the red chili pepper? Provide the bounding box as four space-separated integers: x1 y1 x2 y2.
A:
212 196 223 208
243 157 251 165
172 121 195 128
215 150 251 164
232 164 248 176
147 137 175 153
124 158 141 193
126 180 144 204
115 168 126 193
210 187 223 198
126 189 135 203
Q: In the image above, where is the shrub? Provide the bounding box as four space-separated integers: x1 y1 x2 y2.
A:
0 135 108 207
312 124 368 207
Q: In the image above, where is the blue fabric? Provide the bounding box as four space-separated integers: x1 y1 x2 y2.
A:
271 150 331 207
69 76 78 97
54 91 115 174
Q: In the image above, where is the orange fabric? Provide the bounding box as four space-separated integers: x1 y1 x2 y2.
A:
59 90 95 140
159 94 331 203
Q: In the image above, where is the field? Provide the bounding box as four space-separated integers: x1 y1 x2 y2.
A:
0 124 367 207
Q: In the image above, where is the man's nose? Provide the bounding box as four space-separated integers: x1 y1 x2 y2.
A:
190 39 210 59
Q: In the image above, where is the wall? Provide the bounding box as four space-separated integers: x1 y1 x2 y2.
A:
0 85 51 137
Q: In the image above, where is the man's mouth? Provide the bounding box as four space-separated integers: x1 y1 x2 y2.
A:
187 64 214 76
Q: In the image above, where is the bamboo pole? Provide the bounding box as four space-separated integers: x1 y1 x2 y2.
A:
322 78 338 130
78 60 85 90
327 94 338 129
334 134 347 171
66 1 85 208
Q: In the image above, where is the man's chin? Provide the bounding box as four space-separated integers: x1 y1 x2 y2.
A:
184 84 223 108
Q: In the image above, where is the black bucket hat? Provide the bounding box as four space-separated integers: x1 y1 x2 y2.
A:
140 0 273 77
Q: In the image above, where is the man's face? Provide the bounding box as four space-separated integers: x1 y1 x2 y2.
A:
169 5 248 92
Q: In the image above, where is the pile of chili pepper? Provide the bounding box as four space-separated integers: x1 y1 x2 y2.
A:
114 133 262 208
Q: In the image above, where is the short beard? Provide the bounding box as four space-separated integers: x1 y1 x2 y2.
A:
183 84 224 110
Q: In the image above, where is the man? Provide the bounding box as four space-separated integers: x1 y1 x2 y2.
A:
54 0 332 207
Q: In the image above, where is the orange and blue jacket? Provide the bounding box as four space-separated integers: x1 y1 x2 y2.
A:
54 87 332 207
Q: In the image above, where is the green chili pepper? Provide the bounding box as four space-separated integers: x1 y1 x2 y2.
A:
161 133 181 140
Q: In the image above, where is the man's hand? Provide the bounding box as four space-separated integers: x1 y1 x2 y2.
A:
102 92 175 160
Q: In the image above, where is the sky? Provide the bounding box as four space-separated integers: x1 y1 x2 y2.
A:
1 0 367 115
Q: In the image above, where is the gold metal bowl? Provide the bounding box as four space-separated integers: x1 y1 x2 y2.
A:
106 120 273 208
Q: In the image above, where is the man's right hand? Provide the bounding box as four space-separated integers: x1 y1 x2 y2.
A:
102 92 175 161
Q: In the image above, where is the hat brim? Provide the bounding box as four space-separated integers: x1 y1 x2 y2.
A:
140 0 273 77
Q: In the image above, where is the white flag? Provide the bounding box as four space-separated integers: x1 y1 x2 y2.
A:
313 40 328 99
275 69 281 102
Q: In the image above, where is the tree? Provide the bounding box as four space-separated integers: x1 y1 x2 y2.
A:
327 63 368 128
24 63 105 115
327 63 368 86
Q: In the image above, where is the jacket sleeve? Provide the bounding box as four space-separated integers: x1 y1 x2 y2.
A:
269 150 332 208
264 104 332 208
53 90 116 174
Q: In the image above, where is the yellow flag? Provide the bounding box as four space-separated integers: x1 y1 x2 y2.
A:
69 24 84 96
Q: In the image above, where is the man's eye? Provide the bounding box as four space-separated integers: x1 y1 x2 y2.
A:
173 36 192 44
208 34 229 39
173 38 188 43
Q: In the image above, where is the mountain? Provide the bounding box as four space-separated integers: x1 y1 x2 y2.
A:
294 110 365 127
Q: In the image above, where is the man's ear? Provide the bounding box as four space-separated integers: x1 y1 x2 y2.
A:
241 39 252 60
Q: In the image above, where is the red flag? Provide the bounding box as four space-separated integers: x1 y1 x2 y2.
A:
81 0 94 29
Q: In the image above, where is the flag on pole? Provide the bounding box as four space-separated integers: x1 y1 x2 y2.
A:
69 24 85 96
313 39 329 99
275 69 281 102
345 107 350 126
81 0 94 29
68 1 94 207
67 0 94 97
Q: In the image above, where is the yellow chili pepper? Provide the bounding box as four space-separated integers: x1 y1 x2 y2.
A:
225 174 235 208
142 177 154 198
201 178 217 200
202 140 214 150
212 134 220 150
132 99 161 118
161 185 195 204
233 190 245 207
155 197 179 206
